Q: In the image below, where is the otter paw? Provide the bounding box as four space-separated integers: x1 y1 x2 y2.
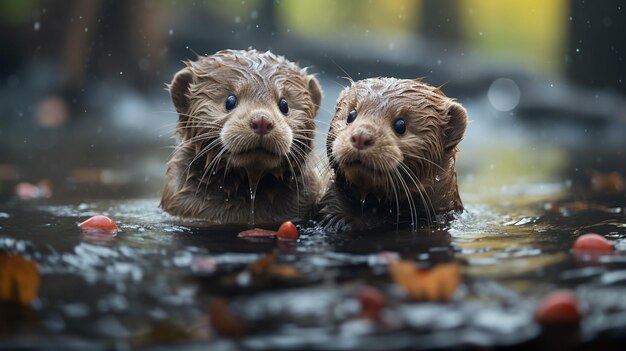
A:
320 214 366 233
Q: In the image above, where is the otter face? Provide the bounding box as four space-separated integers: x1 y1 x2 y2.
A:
169 49 322 174
327 78 467 197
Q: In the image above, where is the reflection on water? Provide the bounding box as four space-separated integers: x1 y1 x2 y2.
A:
0 176 625 349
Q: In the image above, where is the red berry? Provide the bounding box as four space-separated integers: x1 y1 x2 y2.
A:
572 233 613 252
277 221 298 241
78 215 119 232
535 290 581 327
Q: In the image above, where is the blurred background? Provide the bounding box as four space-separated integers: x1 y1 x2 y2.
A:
1 0 624 203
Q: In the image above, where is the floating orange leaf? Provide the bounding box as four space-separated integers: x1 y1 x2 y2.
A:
247 253 303 279
208 297 246 337
0 252 40 305
267 265 303 278
388 261 460 301
591 171 625 193
247 253 278 275
237 228 277 238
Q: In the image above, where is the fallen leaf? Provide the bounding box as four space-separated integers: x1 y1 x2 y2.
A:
267 265 303 278
0 252 40 305
247 253 278 276
359 286 385 321
237 228 277 238
208 297 246 337
133 321 195 345
247 253 303 280
191 257 218 273
591 171 625 193
388 261 460 301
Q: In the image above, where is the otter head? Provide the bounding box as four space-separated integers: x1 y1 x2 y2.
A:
169 49 322 175
327 77 467 199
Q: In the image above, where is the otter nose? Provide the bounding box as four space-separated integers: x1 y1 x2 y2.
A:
250 115 273 135
350 132 375 150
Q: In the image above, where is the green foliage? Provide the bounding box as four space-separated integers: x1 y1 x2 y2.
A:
0 0 36 25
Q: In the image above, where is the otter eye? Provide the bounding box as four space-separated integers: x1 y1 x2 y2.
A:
278 98 289 114
225 94 237 111
393 118 406 135
347 109 357 124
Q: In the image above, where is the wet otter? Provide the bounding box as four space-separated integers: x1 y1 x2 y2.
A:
319 77 468 231
161 49 323 224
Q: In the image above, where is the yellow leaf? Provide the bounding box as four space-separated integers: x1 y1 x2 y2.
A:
0 252 40 305
388 261 460 301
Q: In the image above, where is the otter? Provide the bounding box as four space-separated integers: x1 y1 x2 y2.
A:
161 49 323 225
318 77 468 231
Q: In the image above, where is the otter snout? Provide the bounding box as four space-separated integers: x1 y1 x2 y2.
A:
350 131 375 150
250 114 274 135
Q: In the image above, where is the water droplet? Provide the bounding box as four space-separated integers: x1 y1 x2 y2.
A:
576 48 580 53
119 71 123 75
435 175 441 182
212 170 217 175
84 27 89 32
234 16 241 23
33 21 40 31
169 29 173 36
250 10 258 19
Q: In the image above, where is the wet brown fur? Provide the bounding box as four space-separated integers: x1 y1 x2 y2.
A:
161 49 323 224
319 77 468 231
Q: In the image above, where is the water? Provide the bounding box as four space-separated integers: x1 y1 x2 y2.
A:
2 75 626 349
246 171 263 227
1 181 625 349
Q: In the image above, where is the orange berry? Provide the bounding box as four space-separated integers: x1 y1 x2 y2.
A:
359 286 385 321
277 221 298 240
535 290 581 327
572 233 613 252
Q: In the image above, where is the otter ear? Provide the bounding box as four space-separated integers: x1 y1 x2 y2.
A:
443 101 468 153
168 67 193 117
306 75 323 115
